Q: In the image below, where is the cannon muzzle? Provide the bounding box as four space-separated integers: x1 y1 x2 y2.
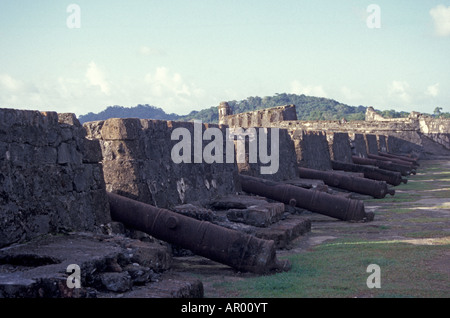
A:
107 192 291 274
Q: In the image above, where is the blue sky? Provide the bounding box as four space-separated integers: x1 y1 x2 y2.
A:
1 1 449 116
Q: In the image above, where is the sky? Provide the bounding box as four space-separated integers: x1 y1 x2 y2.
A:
0 1 450 116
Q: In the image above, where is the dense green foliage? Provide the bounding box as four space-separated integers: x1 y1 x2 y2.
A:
78 93 449 124
375 109 410 119
179 93 368 123
79 104 179 124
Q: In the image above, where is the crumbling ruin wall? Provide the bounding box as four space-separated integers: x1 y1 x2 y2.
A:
223 105 297 128
419 117 450 150
220 103 449 157
365 107 450 152
0 108 110 248
276 119 426 157
84 119 240 209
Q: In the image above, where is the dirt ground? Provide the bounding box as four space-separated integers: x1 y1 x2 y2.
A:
171 159 450 297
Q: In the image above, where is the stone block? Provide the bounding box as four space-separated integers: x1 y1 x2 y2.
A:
291 130 332 170
365 134 379 154
100 118 142 141
327 132 353 163
87 119 241 209
350 133 368 158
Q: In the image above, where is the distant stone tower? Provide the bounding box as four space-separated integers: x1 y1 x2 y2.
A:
218 101 232 125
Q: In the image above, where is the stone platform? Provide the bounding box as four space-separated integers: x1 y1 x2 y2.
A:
0 232 202 298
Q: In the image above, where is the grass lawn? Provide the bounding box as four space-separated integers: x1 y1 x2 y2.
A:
206 160 450 298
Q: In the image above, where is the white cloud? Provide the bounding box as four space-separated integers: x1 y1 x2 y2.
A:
0 73 41 108
86 62 110 95
144 67 205 108
290 80 327 97
388 80 411 104
0 65 210 116
430 5 450 37
0 74 22 91
139 46 166 57
426 83 440 97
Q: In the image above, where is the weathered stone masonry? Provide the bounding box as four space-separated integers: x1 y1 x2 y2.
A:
1 102 448 298
0 108 110 248
220 104 450 159
84 118 241 209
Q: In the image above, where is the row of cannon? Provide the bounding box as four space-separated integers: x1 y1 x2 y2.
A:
107 151 419 274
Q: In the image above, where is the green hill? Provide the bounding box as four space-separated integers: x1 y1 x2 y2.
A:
78 104 180 124
78 93 415 124
179 93 367 123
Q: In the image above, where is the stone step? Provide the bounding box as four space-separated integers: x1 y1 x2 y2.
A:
0 232 173 298
253 215 311 249
100 273 203 298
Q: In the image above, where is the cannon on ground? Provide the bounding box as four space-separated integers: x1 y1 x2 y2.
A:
239 174 374 222
367 153 417 171
331 160 407 186
107 192 291 274
298 167 395 199
352 156 414 176
377 152 420 167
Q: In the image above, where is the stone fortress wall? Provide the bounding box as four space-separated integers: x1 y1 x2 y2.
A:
2 103 448 248
220 103 450 158
0 108 110 248
1 102 449 297
83 118 240 209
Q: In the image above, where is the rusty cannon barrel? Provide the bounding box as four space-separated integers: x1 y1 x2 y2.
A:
377 152 420 167
331 160 407 186
367 153 417 170
352 156 413 176
239 174 374 222
298 167 395 199
107 192 290 274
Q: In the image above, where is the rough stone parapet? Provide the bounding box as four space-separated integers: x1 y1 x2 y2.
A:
0 108 110 248
85 118 240 209
222 104 297 128
419 117 450 150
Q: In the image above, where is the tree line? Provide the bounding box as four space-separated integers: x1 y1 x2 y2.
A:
78 93 448 124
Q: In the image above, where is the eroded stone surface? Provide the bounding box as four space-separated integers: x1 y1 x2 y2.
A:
0 108 110 248
0 232 173 298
